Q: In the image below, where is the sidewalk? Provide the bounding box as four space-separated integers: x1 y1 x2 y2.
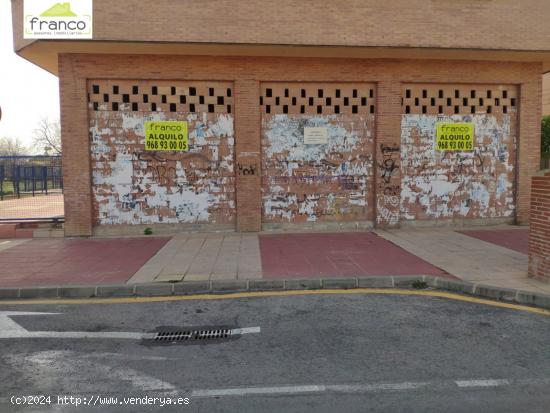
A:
127 233 262 283
0 225 548 296
375 226 550 295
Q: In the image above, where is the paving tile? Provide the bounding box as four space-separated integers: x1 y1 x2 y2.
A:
183 272 212 281
259 232 446 279
0 237 170 288
126 263 164 284
154 273 183 282
238 272 262 280
459 229 529 254
210 272 238 280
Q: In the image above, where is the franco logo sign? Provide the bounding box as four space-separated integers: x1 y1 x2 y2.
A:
24 0 93 39
436 122 474 152
144 121 188 152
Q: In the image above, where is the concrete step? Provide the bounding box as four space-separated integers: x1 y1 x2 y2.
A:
0 223 64 239
0 224 17 239
32 228 65 238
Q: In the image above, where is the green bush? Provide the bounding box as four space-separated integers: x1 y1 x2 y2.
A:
542 116 550 154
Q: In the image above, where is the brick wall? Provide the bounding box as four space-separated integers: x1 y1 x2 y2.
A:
528 171 550 283
13 0 550 52
58 54 542 235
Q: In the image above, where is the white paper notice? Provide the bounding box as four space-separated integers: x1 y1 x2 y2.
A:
303 127 328 144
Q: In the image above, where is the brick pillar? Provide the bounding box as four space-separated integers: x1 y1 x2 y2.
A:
59 54 93 236
528 171 550 283
234 79 262 231
516 69 542 224
375 81 402 228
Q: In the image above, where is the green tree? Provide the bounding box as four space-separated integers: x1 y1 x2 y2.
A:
542 116 550 154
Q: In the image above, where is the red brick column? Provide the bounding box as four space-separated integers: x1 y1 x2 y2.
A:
59 55 94 237
528 171 550 282
234 79 262 231
516 68 542 224
374 81 402 228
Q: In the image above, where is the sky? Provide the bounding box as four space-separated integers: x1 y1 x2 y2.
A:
0 0 60 149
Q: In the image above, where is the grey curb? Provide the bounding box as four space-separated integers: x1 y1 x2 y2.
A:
248 279 285 291
211 280 248 293
0 288 20 299
1 276 549 311
285 279 322 290
322 277 356 289
357 276 394 288
434 278 475 295
96 285 135 298
173 281 210 295
134 283 174 297
58 286 96 298
19 287 58 299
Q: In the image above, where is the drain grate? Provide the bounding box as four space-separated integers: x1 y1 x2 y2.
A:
151 328 231 343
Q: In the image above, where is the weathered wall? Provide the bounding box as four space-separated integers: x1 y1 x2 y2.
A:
88 80 236 227
528 171 550 283
399 84 518 223
58 54 541 236
262 115 375 225
401 115 516 221
260 83 375 225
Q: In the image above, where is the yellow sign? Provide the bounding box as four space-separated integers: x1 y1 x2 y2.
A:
144 121 188 151
436 122 474 151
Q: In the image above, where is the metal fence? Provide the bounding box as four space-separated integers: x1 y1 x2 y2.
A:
0 156 64 221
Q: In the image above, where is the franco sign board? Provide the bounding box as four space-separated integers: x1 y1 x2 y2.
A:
24 0 93 39
304 127 328 145
436 122 474 151
144 121 188 151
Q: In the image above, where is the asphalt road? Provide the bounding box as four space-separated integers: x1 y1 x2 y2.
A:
0 292 549 412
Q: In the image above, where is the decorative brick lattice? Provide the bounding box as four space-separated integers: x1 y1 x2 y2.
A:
88 81 233 114
260 83 376 115
402 84 518 115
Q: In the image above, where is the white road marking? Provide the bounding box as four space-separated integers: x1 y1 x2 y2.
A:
0 311 260 340
0 311 61 335
191 382 429 397
191 378 530 398
18 351 177 394
193 385 326 397
0 241 10 246
455 379 510 388
231 326 261 335
326 382 429 392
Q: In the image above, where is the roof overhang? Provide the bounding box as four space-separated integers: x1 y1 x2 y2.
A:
16 40 550 76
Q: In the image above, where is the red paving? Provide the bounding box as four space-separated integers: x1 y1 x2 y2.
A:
259 232 447 278
0 238 169 287
458 229 529 254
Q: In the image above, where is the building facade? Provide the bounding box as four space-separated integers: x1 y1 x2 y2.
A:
11 0 550 236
